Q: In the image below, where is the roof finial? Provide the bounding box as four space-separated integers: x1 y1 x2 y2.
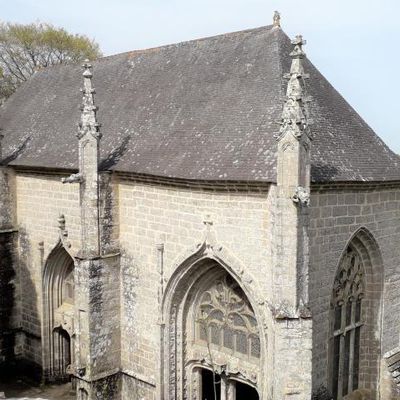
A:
273 11 281 28
278 35 311 141
78 59 101 140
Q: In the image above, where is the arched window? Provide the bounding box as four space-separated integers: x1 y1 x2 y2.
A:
196 274 260 360
331 247 365 399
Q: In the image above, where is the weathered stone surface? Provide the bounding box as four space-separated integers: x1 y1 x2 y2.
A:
1 19 400 400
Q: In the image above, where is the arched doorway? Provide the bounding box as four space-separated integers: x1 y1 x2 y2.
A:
162 258 262 400
42 243 75 381
329 229 383 400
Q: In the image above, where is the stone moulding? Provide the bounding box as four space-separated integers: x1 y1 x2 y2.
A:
160 217 271 399
384 347 400 387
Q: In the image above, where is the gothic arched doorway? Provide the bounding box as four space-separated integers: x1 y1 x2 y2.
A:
42 243 75 381
162 258 263 400
329 229 383 400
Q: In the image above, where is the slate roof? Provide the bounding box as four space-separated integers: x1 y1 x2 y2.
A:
1 25 400 183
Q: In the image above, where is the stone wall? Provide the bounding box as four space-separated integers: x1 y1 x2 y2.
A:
13 171 80 370
118 178 275 397
309 185 400 398
10 169 400 399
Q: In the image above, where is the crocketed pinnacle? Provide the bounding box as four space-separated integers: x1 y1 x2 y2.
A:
279 35 311 141
78 60 101 139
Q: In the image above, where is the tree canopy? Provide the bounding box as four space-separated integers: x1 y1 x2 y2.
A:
0 21 102 103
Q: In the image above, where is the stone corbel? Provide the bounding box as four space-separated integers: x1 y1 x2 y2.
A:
61 173 83 184
292 186 310 206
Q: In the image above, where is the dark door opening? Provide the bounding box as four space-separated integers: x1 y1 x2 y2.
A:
236 380 259 400
52 327 71 381
202 368 221 400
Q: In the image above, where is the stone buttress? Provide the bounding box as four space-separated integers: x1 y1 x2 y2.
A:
273 35 313 399
63 61 121 399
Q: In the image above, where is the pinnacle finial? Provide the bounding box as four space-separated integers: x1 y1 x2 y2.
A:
78 59 101 140
278 35 310 141
273 11 281 27
82 59 93 78
290 35 306 59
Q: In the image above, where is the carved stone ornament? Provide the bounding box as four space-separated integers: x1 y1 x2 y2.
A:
189 356 259 385
61 172 83 184
273 11 281 27
57 214 72 248
333 248 364 306
277 34 312 142
384 346 400 388
78 60 102 140
292 186 310 206
196 274 261 360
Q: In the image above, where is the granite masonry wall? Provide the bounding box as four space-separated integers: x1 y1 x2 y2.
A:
118 179 275 398
6 169 400 399
13 171 80 372
309 184 400 398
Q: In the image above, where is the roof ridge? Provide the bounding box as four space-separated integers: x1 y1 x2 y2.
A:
99 24 275 61
16 25 276 76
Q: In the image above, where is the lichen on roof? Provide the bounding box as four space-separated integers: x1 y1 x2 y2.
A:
1 24 399 183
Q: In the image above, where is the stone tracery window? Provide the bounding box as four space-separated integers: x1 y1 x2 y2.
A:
196 274 260 360
331 247 365 400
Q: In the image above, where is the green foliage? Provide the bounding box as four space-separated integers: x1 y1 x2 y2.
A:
0 21 102 103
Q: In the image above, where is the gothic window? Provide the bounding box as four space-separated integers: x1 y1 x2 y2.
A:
331 247 365 400
62 267 74 304
196 274 260 360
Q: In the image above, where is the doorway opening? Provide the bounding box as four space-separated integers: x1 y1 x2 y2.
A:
236 380 259 399
202 369 221 400
200 368 259 400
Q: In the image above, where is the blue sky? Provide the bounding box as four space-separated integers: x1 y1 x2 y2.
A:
2 0 399 152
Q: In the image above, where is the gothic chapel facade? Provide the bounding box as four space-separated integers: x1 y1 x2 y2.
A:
0 14 400 400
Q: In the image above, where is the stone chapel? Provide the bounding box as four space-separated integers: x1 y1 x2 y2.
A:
0 13 400 400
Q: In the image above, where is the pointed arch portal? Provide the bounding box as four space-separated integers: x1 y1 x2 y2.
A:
162 256 263 400
42 243 75 381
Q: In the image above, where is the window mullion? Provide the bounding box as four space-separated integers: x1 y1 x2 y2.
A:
221 375 228 400
348 300 356 392
337 301 347 399
227 379 236 400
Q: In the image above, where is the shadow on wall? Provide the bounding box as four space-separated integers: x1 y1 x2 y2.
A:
0 231 16 380
312 386 333 400
0 227 42 383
